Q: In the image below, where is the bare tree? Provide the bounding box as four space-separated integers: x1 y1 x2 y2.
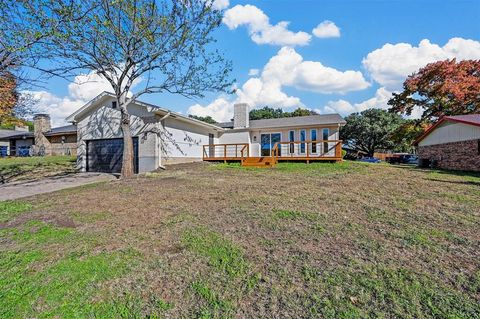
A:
37 0 232 177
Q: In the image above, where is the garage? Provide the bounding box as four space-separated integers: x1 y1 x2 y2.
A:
86 137 139 173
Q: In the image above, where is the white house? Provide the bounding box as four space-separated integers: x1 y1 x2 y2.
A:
66 92 346 173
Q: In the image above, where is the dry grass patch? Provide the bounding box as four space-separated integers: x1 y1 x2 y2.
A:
1 161 479 318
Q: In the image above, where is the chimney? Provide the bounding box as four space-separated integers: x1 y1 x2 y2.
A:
233 103 249 129
33 114 51 154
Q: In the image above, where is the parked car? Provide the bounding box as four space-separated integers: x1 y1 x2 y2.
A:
387 154 418 165
358 157 381 163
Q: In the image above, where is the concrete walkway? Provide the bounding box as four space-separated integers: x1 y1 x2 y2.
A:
0 173 117 201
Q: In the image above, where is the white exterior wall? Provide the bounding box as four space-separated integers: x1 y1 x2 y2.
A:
419 121 480 147
247 125 340 157
76 97 160 173
162 118 219 164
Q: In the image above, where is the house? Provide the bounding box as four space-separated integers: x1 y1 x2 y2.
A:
0 115 77 156
66 92 345 173
413 114 480 171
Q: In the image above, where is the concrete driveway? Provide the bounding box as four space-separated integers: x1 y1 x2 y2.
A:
0 173 117 201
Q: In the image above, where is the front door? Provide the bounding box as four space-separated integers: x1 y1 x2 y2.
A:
260 133 281 156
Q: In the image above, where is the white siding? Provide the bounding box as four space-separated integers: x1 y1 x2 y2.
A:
162 118 219 164
76 98 161 173
419 122 480 146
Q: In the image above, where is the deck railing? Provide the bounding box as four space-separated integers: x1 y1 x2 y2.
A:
203 140 342 161
202 143 249 162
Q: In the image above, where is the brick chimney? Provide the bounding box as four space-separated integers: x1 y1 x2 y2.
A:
33 114 51 154
233 103 249 129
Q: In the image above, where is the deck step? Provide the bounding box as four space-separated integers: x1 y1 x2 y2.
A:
241 157 277 167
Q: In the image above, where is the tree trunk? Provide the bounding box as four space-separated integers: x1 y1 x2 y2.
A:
120 109 135 179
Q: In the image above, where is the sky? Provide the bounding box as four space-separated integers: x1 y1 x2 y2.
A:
30 0 480 126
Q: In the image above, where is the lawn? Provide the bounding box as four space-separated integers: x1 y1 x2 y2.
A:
0 161 479 318
0 156 77 183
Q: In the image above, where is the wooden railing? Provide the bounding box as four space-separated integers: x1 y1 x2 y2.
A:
272 140 342 159
202 143 249 162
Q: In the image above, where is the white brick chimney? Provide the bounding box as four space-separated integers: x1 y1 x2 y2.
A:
233 103 249 129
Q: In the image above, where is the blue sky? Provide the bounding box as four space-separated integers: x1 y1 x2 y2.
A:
32 0 480 125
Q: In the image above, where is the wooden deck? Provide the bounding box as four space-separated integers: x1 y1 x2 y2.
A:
202 140 343 165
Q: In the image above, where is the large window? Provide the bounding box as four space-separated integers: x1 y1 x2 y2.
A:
289 130 295 154
323 128 329 154
311 129 317 153
261 133 282 156
300 130 306 154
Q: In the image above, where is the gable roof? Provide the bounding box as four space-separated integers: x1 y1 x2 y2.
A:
219 114 346 130
413 114 480 145
66 91 224 132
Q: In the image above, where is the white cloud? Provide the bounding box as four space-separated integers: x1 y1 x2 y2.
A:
223 4 311 46
210 0 229 10
322 87 393 115
248 68 259 76
312 20 341 38
28 70 140 127
188 97 233 122
363 37 480 90
262 47 370 94
189 47 370 120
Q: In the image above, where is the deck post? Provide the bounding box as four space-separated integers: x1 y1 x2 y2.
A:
224 144 227 163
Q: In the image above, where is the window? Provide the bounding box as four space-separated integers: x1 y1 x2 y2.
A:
112 101 117 109
300 130 306 154
289 130 295 154
323 128 329 154
311 129 317 153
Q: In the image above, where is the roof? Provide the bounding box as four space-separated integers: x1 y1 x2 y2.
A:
220 114 346 130
66 91 224 132
0 129 33 140
413 114 480 145
44 124 77 136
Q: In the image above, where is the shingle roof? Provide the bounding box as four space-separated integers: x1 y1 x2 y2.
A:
44 124 77 136
0 129 33 140
443 114 480 126
413 114 480 145
219 114 346 130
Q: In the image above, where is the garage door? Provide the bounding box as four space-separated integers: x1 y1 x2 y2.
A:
86 137 139 173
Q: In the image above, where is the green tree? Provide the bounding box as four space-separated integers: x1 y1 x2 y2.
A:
341 109 404 156
390 120 429 153
38 0 232 178
249 106 317 120
188 115 217 125
388 59 480 121
249 106 285 120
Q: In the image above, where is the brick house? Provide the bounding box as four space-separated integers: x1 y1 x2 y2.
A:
413 114 480 172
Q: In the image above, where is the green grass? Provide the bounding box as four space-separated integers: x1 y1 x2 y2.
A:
305 261 480 319
182 227 248 278
211 160 367 175
0 155 76 182
0 200 32 223
191 281 234 319
0 218 139 319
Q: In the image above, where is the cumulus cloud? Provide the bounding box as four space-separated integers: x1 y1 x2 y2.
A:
322 87 393 115
248 68 260 76
223 4 311 46
189 47 370 121
28 70 140 126
312 20 341 38
210 0 229 10
363 37 480 90
188 97 233 122
262 47 370 94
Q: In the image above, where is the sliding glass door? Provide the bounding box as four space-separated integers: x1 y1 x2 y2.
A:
260 133 282 156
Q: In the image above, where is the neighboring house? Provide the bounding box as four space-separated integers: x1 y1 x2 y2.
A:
0 115 77 156
414 114 480 171
66 92 346 173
